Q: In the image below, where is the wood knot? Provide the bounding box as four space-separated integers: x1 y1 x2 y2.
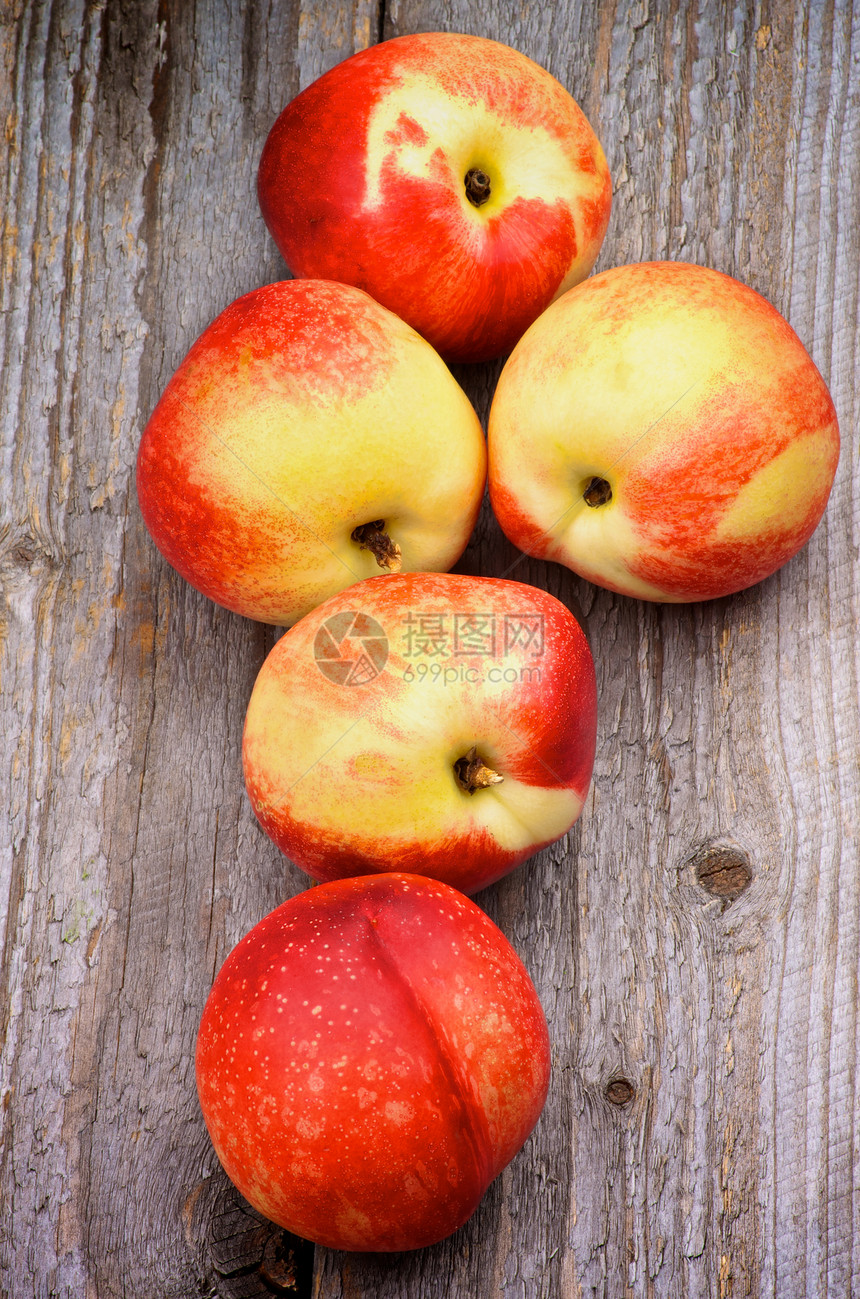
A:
690 844 752 901
261 1232 305 1293
189 1173 313 1295
1 530 62 579
605 1078 635 1106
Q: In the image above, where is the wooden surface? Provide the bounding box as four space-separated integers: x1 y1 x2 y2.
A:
1 1 858 1295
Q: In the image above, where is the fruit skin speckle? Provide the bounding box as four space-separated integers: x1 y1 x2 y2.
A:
195 872 550 1252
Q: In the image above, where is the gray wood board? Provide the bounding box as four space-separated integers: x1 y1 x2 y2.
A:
1 1 857 1296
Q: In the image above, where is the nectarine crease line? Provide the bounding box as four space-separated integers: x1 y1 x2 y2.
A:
496 380 700 583
359 912 496 1187
170 392 364 582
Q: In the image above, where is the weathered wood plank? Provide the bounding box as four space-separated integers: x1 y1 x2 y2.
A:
1 1 857 1297
0 1 306 1293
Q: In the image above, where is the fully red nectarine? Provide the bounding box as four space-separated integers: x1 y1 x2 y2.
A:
195 873 551 1251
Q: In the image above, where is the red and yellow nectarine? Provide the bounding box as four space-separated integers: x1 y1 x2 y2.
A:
137 280 486 625
258 34 611 362
488 261 840 603
243 572 597 894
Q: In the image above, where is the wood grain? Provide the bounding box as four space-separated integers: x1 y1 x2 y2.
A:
1 1 857 1296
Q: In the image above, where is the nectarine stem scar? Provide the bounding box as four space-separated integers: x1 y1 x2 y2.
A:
583 477 612 507
464 168 491 207
454 746 504 794
351 520 403 572
495 380 699 583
